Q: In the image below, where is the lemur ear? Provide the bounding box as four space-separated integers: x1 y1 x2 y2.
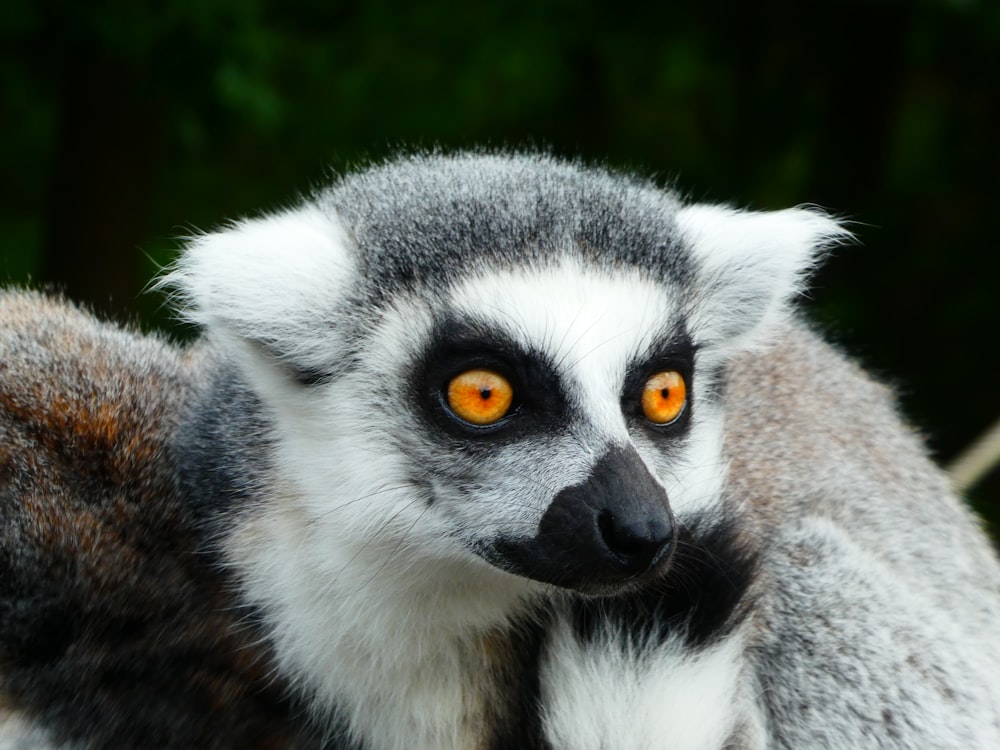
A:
675 204 850 356
160 206 355 380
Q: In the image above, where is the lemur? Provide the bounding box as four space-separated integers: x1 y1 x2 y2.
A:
2 152 999 749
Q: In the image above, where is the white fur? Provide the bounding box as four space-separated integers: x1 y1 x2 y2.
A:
230 502 534 750
161 206 357 374
676 204 849 358
0 709 67 750
541 619 750 749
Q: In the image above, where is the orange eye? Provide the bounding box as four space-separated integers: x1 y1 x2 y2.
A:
446 369 514 426
641 370 687 425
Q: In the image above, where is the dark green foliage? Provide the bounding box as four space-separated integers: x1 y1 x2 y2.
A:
1 0 997 527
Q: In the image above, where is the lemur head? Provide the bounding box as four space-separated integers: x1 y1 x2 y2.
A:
167 153 844 599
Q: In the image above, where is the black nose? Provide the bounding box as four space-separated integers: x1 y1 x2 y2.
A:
485 446 675 591
597 509 673 574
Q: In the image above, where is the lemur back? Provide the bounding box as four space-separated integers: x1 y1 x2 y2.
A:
0 292 323 749
726 324 1000 747
1 152 999 749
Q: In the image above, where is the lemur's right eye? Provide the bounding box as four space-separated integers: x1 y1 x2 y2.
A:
446 369 514 426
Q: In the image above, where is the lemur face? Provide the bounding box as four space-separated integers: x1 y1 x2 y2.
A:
168 153 845 598
348 263 702 594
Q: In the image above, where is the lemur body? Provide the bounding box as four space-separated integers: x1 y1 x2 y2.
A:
2 153 999 749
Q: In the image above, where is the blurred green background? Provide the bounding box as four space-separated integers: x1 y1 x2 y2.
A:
1 0 998 531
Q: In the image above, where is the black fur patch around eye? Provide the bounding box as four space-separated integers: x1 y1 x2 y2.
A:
417 314 570 443
570 511 757 650
622 329 697 432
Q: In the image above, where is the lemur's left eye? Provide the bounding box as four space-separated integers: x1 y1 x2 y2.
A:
641 370 687 425
446 369 514 426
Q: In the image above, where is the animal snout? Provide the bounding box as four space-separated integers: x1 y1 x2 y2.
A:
489 446 675 591
596 507 673 575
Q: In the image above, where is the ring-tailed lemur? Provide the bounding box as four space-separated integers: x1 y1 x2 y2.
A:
2 152 999 750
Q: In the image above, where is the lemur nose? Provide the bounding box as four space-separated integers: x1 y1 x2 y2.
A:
488 446 675 590
597 509 673 574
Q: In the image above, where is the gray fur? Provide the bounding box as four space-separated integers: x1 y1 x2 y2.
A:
725 322 1000 747
321 152 691 297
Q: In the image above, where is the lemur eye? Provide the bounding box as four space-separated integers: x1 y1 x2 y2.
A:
641 370 687 425
446 369 514 426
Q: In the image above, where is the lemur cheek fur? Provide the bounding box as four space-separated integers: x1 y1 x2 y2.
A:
2 151 998 750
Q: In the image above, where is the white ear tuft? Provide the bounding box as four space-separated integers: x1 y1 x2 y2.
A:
159 205 356 375
676 203 851 354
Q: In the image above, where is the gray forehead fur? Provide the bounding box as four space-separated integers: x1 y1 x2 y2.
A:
316 152 692 301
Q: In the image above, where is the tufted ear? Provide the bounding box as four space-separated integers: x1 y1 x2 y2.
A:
675 204 850 356
160 205 356 382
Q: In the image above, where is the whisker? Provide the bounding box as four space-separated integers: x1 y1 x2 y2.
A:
553 307 608 372
564 327 634 371
307 483 419 526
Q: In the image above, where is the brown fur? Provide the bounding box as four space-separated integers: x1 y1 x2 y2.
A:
0 291 322 749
